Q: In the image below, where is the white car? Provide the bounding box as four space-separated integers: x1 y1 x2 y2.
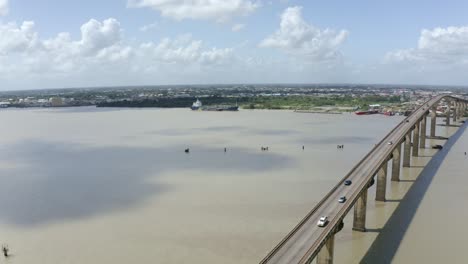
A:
387 141 393 145
317 216 329 227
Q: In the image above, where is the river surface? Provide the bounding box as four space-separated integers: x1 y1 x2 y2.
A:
0 107 463 263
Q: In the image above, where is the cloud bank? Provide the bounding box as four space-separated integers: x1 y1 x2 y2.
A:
127 0 259 22
386 26 468 65
0 18 236 88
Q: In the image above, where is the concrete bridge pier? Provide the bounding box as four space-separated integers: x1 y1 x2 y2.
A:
463 102 466 117
412 121 420 156
446 101 451 126
420 115 427 148
391 143 401 181
403 132 411 167
459 102 464 119
376 162 388 201
353 189 368 232
316 235 334 264
430 106 437 137
453 101 458 123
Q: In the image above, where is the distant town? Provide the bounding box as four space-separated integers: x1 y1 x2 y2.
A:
0 84 467 115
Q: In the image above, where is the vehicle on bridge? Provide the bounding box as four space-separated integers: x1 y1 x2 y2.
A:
338 196 346 203
317 216 328 227
260 95 468 264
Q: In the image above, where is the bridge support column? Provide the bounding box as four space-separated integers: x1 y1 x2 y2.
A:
453 101 457 123
420 115 427 148
461 102 465 119
376 162 388 201
316 235 334 264
463 102 466 117
391 143 401 181
412 121 420 156
403 132 411 167
457 102 465 120
430 106 437 137
446 101 451 126
353 190 367 232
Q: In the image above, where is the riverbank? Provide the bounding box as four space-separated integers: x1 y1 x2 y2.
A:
95 95 404 111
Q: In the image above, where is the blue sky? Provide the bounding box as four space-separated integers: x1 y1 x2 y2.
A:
1 0 468 90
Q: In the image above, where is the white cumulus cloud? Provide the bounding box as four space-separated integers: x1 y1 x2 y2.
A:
127 0 259 22
259 6 348 61
79 18 122 56
0 18 236 88
0 21 39 54
0 0 8 16
139 35 232 65
0 18 130 76
386 26 468 64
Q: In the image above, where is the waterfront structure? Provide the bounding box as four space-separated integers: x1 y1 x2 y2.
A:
261 95 468 264
49 97 64 107
190 99 239 111
0 102 10 108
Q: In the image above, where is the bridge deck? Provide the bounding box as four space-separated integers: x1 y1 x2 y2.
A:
261 95 464 263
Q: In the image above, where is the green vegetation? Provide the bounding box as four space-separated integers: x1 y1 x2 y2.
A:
96 94 404 110
240 95 403 110
96 96 248 108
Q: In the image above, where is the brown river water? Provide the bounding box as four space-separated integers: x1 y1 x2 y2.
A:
0 107 465 263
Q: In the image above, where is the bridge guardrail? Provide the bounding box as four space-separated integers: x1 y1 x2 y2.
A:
262 95 466 263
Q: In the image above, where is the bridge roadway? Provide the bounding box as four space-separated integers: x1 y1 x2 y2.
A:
261 95 467 264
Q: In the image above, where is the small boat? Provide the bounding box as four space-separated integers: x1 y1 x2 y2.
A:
190 99 239 111
354 110 379 115
191 99 202 110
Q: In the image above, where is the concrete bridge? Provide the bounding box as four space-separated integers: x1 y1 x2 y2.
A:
261 95 468 264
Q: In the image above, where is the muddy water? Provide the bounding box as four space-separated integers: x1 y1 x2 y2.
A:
358 120 467 264
0 107 464 263
334 117 466 264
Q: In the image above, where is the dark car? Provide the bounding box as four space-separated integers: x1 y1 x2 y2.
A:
338 196 347 203
344 180 352 186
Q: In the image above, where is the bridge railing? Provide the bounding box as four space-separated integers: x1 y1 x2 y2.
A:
261 95 466 263
298 96 441 262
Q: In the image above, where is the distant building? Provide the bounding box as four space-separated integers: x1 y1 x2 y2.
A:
0 102 10 108
49 97 63 107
